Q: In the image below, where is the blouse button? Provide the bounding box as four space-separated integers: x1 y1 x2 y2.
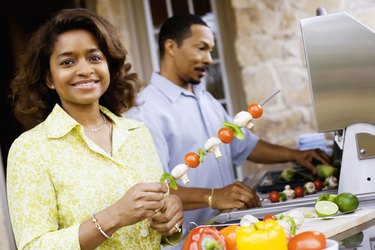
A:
140 228 149 237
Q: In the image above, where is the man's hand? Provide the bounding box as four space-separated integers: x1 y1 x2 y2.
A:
212 181 261 212
292 148 331 174
248 140 331 175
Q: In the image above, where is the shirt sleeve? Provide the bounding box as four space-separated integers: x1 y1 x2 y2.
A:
7 138 81 250
231 129 260 166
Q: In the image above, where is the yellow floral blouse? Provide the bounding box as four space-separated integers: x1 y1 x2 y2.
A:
7 105 176 250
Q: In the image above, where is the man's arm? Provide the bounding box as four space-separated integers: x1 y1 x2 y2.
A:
247 139 331 173
170 181 260 211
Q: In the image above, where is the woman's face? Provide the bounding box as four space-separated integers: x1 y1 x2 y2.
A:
47 29 110 110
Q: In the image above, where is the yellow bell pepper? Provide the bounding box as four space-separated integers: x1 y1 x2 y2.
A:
236 220 287 250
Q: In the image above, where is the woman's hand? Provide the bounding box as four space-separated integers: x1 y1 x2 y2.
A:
149 194 183 236
112 182 168 228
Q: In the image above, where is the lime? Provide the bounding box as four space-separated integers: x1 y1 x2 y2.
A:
317 194 337 202
327 194 337 202
317 193 330 201
334 192 359 213
315 201 339 217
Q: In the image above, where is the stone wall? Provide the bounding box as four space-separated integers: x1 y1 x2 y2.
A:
230 0 375 175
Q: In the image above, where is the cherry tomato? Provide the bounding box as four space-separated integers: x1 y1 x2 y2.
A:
269 191 280 203
294 186 305 198
218 127 234 144
263 214 277 221
184 152 200 168
288 231 327 250
313 179 323 191
247 103 263 118
219 225 239 250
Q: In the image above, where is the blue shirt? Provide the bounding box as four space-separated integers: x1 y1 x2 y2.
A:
126 72 259 240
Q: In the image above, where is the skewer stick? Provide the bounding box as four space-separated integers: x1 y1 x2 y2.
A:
260 89 281 107
197 223 240 228
187 221 241 231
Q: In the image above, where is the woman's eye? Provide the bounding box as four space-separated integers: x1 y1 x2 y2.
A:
90 55 102 62
60 59 74 66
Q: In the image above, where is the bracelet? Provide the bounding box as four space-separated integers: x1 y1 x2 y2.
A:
91 214 113 239
208 188 214 208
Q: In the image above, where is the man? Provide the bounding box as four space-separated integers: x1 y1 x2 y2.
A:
126 14 330 245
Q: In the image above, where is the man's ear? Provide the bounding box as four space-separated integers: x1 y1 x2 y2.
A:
164 39 178 57
45 73 55 89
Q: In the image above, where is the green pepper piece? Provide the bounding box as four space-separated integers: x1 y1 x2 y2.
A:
316 164 337 178
296 171 314 181
280 215 296 235
198 148 207 163
223 121 245 140
279 168 296 182
279 192 287 202
160 173 178 190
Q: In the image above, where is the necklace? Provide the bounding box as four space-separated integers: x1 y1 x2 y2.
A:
84 113 107 132
83 113 113 156
106 122 113 156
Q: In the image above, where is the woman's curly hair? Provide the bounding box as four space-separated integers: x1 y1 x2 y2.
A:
10 8 143 130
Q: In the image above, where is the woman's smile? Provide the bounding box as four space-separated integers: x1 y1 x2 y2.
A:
72 79 100 88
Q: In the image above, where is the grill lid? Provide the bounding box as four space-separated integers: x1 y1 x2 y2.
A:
300 12 375 132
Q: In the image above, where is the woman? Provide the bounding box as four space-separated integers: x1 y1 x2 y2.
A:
7 8 183 250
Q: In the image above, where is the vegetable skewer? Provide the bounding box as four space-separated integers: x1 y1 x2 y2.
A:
160 90 281 187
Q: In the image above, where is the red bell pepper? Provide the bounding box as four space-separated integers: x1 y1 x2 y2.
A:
182 226 226 250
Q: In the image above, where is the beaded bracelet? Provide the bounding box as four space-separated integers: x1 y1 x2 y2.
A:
208 188 214 208
91 214 113 239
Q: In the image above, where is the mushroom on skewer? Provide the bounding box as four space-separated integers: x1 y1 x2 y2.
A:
233 111 254 130
204 137 222 158
171 164 190 184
